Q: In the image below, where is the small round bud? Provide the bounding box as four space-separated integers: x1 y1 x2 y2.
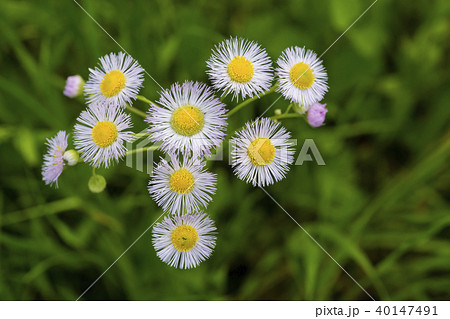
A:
63 150 79 166
88 175 106 193
274 109 282 115
307 102 328 127
63 75 84 98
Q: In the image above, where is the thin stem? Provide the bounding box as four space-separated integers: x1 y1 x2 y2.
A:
270 113 302 121
285 103 294 114
136 95 152 104
126 145 159 155
134 132 151 138
92 167 96 176
125 104 147 118
228 84 277 117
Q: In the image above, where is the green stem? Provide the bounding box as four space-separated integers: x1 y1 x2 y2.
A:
125 104 147 118
270 113 302 121
126 145 159 155
92 167 96 176
285 103 294 114
228 85 277 117
134 132 151 138
136 95 153 104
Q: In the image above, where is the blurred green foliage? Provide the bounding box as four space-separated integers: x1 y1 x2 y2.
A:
0 0 449 300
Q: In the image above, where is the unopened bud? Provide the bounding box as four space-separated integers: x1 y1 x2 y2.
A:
88 175 106 193
63 75 84 98
63 150 79 166
307 102 328 127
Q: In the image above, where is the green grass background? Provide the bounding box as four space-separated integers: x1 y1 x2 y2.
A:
0 0 449 300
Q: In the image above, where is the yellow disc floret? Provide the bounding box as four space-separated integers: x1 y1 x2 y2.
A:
247 137 276 166
170 105 204 136
169 168 195 194
290 62 315 89
92 121 118 148
100 70 126 97
227 56 254 83
171 224 199 252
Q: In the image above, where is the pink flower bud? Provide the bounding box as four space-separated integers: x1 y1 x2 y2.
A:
307 102 327 127
63 75 84 98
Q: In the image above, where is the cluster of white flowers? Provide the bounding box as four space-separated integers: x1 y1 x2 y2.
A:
43 37 329 269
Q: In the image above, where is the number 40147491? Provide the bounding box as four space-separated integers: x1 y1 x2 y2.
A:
376 306 438 316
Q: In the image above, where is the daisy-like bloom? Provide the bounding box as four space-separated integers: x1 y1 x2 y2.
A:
152 212 217 269
146 81 227 156
84 52 144 107
42 131 68 187
148 155 217 215
276 47 328 107
231 118 295 187
74 102 135 167
63 75 84 98
206 37 273 100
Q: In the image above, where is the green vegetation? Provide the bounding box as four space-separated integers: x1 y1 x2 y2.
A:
0 0 449 300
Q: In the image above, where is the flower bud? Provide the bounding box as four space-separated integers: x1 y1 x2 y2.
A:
88 175 106 193
274 109 282 115
307 102 327 127
63 150 79 166
63 75 84 98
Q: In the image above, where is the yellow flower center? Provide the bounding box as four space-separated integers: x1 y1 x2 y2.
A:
227 56 254 83
289 62 315 89
171 225 199 252
100 70 126 97
170 105 204 136
54 146 64 159
169 168 195 194
247 137 276 166
91 121 118 148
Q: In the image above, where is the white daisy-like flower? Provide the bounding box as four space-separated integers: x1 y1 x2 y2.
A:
276 46 328 107
149 155 217 215
152 212 217 269
146 81 227 156
74 102 135 167
84 52 144 107
206 37 273 100
42 131 68 187
231 118 295 187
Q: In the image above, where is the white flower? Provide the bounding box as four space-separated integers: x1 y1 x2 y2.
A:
42 131 68 187
276 46 328 107
206 37 273 100
146 81 227 156
231 118 295 187
74 102 135 167
152 212 217 269
84 52 144 107
148 155 217 215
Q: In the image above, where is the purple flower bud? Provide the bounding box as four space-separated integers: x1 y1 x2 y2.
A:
307 102 327 127
63 75 84 98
